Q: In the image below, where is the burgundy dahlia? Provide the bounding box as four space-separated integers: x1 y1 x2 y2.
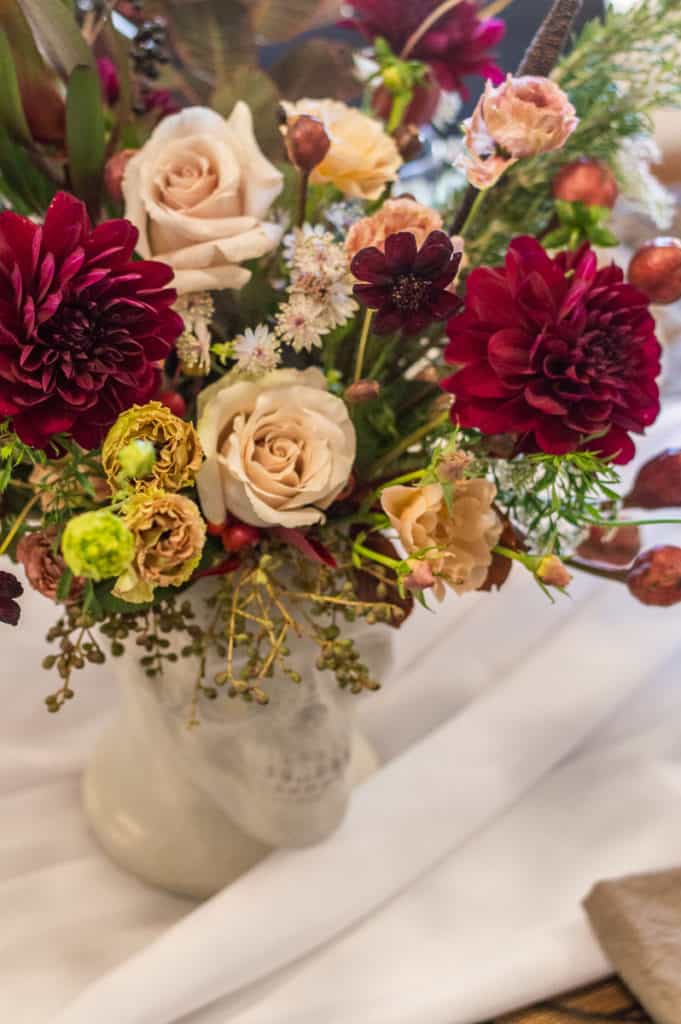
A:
352 230 462 335
343 0 505 98
442 237 661 465
0 570 23 626
0 192 182 450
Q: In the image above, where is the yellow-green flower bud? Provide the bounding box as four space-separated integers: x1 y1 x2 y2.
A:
117 439 157 483
62 511 135 582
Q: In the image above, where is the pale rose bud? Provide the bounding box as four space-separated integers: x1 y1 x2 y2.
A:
536 555 573 589
104 148 137 202
404 560 435 592
627 546 681 607
438 451 472 483
283 114 331 174
628 238 681 305
344 379 381 403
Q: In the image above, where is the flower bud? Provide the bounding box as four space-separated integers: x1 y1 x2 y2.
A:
344 379 381 403
627 546 681 607
576 524 641 568
552 159 618 209
628 237 681 305
536 554 572 589
438 451 472 483
117 439 157 483
372 78 441 128
283 114 331 174
97 57 120 106
157 390 187 419
624 448 681 509
404 560 435 592
221 522 261 553
394 124 424 162
104 148 137 203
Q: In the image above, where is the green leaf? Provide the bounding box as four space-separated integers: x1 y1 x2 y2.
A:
66 64 106 219
0 26 31 143
56 568 74 602
0 122 53 213
212 66 282 161
17 0 94 80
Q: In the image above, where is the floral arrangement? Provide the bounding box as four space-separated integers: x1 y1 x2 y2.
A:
1 0 681 716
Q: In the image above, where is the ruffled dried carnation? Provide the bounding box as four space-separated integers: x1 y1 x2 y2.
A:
381 479 500 598
345 198 444 262
17 529 85 604
114 489 206 604
102 402 203 494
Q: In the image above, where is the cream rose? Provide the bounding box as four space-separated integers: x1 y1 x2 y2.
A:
281 99 402 202
381 480 501 597
123 103 284 293
196 368 356 529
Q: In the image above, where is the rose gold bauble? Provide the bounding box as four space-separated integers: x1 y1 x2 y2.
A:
552 158 618 208
628 237 681 305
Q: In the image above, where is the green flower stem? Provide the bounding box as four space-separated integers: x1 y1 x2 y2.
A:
0 492 40 556
377 469 427 491
354 541 402 572
458 187 488 239
297 169 310 229
354 309 375 383
369 410 451 479
584 514 681 528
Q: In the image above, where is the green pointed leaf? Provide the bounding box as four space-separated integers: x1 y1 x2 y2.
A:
212 66 282 160
66 64 106 219
17 0 94 80
0 26 31 142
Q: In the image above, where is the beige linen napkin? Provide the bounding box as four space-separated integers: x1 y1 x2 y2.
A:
584 867 681 1024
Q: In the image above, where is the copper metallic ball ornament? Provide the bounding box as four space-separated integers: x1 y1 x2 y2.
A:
628 237 681 305
552 158 618 209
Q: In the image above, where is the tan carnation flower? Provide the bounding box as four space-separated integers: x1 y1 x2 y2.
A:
381 479 501 598
102 402 203 494
16 529 85 604
345 197 444 261
281 99 402 202
114 490 206 604
461 75 578 189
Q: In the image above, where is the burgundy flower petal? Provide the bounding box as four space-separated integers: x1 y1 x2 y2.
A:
0 192 181 450
384 232 419 275
443 237 661 463
350 246 390 285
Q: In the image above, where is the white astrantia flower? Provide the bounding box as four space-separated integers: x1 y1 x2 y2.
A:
174 291 215 374
282 224 328 269
322 278 359 330
276 294 329 352
615 135 676 230
233 324 281 374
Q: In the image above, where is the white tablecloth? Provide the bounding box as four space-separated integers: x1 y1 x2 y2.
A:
3 404 681 1024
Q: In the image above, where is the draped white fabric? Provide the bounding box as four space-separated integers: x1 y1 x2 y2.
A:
3 401 681 1024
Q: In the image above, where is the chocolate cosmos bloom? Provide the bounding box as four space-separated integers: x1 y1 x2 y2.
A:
351 231 462 335
0 570 23 626
0 192 183 450
343 0 505 99
443 238 661 464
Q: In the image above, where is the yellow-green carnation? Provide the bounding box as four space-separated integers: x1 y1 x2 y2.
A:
62 511 135 582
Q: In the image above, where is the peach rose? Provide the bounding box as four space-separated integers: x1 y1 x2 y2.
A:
122 103 284 293
281 99 402 202
345 197 444 261
461 75 578 189
381 480 500 598
197 368 356 529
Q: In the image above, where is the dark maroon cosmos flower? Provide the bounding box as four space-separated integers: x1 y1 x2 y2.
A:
0 192 183 450
352 231 462 335
343 0 505 99
443 237 661 464
0 570 23 626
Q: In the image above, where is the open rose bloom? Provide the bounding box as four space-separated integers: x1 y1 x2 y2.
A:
123 104 284 292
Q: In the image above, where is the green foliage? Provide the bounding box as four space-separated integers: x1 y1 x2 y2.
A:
66 64 106 219
461 0 681 270
490 450 622 555
543 200 618 250
0 420 45 492
17 0 94 80
0 26 32 144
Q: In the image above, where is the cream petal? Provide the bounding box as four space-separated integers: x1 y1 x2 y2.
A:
223 101 284 219
172 265 252 295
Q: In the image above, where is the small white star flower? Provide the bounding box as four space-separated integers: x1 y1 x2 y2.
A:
233 324 281 374
276 294 329 353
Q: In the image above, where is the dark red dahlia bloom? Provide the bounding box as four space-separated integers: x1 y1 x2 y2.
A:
0 192 182 450
352 231 462 336
342 0 505 98
0 570 23 626
442 237 661 465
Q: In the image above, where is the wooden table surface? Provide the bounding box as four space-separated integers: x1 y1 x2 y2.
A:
487 978 651 1023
